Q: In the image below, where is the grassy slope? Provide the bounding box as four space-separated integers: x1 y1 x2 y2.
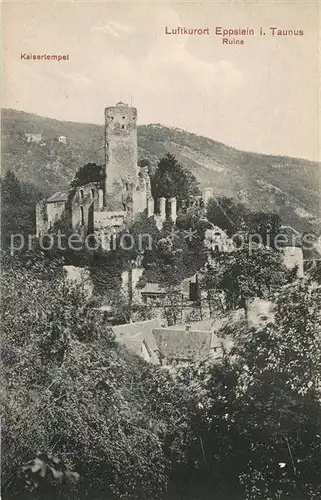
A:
2 108 320 233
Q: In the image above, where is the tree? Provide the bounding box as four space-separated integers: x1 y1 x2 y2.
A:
244 212 282 248
1 170 43 249
69 163 104 190
151 153 200 206
168 280 321 500
230 280 321 499
1 258 192 499
206 196 248 236
203 245 293 316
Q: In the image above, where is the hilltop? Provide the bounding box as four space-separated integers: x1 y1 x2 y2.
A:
1 108 320 233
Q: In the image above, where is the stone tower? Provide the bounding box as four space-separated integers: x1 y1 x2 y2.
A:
104 102 138 211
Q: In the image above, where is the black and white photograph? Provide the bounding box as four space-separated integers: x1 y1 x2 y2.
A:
1 1 321 499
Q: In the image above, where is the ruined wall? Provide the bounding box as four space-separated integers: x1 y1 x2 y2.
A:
93 210 126 250
139 166 151 198
105 102 138 211
47 201 66 229
94 210 126 231
71 184 100 233
133 187 147 214
36 200 48 236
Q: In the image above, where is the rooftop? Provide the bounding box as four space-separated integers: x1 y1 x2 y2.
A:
47 191 68 203
153 328 212 362
112 319 162 363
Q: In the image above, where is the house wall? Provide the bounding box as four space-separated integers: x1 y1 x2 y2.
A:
25 133 42 143
282 246 304 278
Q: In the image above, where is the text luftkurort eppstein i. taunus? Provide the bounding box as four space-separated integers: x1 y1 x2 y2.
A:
164 26 305 45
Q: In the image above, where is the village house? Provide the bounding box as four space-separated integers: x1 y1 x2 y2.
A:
25 132 43 143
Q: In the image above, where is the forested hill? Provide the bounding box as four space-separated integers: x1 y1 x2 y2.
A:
2 108 320 233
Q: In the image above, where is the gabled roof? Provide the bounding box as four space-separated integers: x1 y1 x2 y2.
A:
140 279 193 296
112 319 162 363
47 191 68 203
153 328 212 362
160 311 244 359
167 309 244 335
140 283 166 295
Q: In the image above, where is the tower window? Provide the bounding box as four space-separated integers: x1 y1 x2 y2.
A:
121 125 125 129
80 206 85 225
80 189 84 200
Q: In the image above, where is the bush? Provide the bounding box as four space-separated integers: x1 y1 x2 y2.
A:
1 259 191 499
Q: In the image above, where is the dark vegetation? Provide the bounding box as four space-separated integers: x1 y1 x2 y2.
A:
2 256 321 500
2 117 321 499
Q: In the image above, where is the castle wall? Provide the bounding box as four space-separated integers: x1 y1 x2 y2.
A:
133 187 147 214
71 184 99 232
36 201 48 236
47 201 66 229
105 102 138 211
147 198 155 218
94 210 126 231
93 210 127 250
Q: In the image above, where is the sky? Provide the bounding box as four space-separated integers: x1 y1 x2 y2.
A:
2 0 320 160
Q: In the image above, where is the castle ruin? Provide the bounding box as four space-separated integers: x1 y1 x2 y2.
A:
35 101 304 278
36 102 207 239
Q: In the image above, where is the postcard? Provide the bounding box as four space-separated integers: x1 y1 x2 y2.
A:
2 1 321 499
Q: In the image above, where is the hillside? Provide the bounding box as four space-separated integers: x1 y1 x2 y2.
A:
2 108 320 233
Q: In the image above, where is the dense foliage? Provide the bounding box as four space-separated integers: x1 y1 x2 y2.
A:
168 280 321 500
2 256 321 500
1 258 192 500
69 163 104 191
151 153 200 206
202 244 294 311
1 170 42 249
2 142 321 500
